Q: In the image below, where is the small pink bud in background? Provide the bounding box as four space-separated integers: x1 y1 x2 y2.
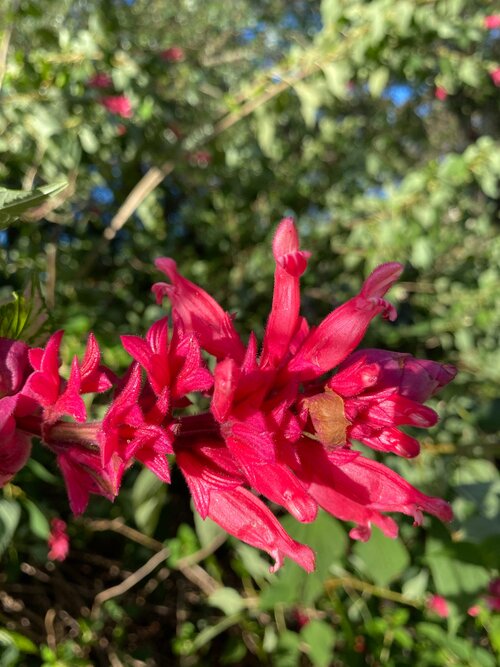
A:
435 86 448 101
100 95 133 118
486 578 500 612
484 15 500 30
427 594 450 618
48 518 69 562
88 73 112 89
160 46 185 62
188 150 212 167
292 608 310 628
467 605 481 617
490 68 500 87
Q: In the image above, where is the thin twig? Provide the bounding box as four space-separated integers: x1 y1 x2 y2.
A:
45 242 57 310
0 10 13 92
325 575 422 608
176 531 227 569
81 517 164 551
91 547 170 619
103 163 174 243
83 516 224 597
44 608 57 652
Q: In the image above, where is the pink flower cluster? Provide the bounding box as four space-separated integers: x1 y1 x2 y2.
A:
0 219 455 571
99 95 133 119
160 46 185 63
48 518 70 561
484 15 500 30
88 71 132 119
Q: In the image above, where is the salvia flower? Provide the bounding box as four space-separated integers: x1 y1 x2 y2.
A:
484 15 500 30
88 73 113 89
47 518 70 561
0 339 32 484
490 67 500 87
153 217 455 570
434 86 448 101
1 332 118 514
0 217 455 573
160 46 185 62
427 594 450 618
99 95 133 118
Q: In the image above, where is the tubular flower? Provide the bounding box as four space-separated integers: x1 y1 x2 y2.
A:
0 339 32 484
153 217 455 569
0 332 118 513
98 318 213 488
47 518 70 561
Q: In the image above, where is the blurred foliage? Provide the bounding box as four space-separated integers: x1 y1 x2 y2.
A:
1 0 499 664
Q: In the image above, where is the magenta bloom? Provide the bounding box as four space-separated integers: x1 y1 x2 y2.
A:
487 578 500 612
484 15 500 30
153 218 454 570
100 95 133 118
490 68 500 87
48 518 70 561
427 594 450 618
0 339 32 485
88 73 113 89
0 332 119 513
98 317 213 489
160 46 185 62
435 86 448 101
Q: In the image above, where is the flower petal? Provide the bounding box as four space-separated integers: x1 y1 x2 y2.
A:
260 218 310 369
289 263 403 379
153 258 245 362
207 486 315 572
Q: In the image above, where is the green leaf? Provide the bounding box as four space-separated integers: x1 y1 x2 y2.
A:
193 510 225 549
322 61 351 100
0 274 50 342
0 629 37 655
0 499 21 556
132 467 167 536
0 181 67 228
411 237 434 269
79 126 99 154
368 67 390 98
22 499 50 539
208 587 245 615
402 569 429 599
427 551 490 600
260 511 347 608
294 82 323 128
274 631 301 667
300 620 336 667
320 0 344 30
352 527 410 587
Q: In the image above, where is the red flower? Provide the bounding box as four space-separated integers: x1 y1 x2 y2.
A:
0 339 32 485
22 331 86 425
490 68 500 87
98 318 213 489
153 218 454 569
100 95 133 118
160 47 185 62
0 332 118 512
427 594 450 618
434 86 448 101
484 15 500 30
47 518 70 561
88 73 112 89
487 578 500 612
